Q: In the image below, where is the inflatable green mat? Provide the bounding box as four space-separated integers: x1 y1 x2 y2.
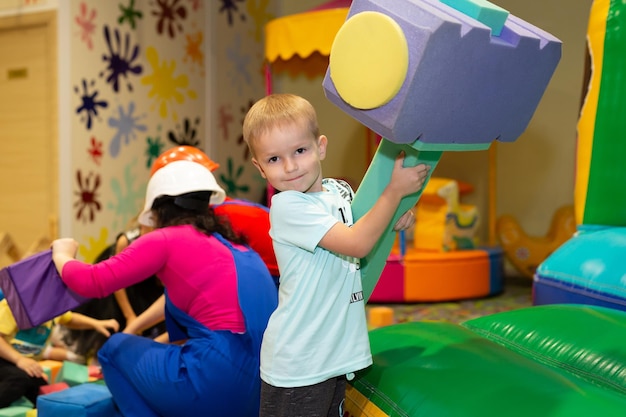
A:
345 304 626 416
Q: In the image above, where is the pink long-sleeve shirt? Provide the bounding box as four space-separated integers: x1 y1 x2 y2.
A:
61 225 245 332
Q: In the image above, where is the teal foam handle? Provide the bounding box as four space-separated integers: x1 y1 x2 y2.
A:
352 138 442 301
439 0 509 36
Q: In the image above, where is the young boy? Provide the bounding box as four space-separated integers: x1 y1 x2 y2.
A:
0 298 119 407
243 93 430 417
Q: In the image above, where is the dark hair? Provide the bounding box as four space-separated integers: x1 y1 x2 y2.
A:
151 192 246 245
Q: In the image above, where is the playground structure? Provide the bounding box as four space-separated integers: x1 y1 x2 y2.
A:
533 0 626 311
497 205 576 279
370 177 504 303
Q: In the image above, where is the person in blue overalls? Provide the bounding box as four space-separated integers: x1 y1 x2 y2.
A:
52 160 278 417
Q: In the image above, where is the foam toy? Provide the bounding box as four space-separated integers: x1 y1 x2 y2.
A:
497 205 575 278
8 398 33 409
534 0 626 304
39 360 63 384
534 227 626 311
55 361 89 387
324 0 561 148
87 365 103 382
322 0 561 300
39 382 70 396
345 304 626 416
37 383 122 417
0 250 90 329
367 306 395 329
0 405 33 416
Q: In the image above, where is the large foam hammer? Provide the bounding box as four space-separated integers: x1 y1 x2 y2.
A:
322 0 561 300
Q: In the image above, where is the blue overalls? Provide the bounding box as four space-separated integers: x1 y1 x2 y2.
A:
97 234 278 417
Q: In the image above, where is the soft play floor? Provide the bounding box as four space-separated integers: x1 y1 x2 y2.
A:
367 274 532 324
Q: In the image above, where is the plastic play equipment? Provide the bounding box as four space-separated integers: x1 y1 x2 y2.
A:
413 177 479 252
535 227 626 309
497 205 576 278
372 246 504 303
344 304 626 416
370 178 504 303
534 0 626 308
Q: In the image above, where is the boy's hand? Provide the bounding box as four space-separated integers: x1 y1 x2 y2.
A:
94 319 120 338
16 356 44 378
393 209 415 231
388 152 430 199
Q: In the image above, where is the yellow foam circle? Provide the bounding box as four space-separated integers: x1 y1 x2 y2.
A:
329 11 408 110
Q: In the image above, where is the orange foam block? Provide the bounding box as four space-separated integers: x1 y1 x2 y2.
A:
38 360 63 383
368 306 395 329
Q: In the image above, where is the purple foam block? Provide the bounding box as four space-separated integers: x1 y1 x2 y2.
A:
323 0 562 149
0 250 90 329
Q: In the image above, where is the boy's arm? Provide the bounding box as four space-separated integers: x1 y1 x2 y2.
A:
319 153 429 258
64 313 120 338
0 335 44 378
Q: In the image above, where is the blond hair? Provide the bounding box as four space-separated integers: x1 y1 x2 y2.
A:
243 94 319 156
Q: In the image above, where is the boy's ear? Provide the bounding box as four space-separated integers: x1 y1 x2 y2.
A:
251 158 267 179
318 135 328 161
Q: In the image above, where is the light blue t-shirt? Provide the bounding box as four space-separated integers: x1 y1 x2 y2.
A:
261 178 372 388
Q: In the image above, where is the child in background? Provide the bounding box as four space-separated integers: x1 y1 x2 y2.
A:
243 93 430 417
0 298 119 407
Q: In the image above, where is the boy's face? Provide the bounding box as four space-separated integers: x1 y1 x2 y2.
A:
251 121 327 194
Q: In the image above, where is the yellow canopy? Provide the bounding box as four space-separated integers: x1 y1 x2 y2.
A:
264 1 350 77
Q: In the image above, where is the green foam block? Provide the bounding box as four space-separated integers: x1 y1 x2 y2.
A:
0 406 32 417
56 361 89 386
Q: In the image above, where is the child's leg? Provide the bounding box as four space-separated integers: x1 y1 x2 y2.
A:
0 359 47 407
259 377 347 417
